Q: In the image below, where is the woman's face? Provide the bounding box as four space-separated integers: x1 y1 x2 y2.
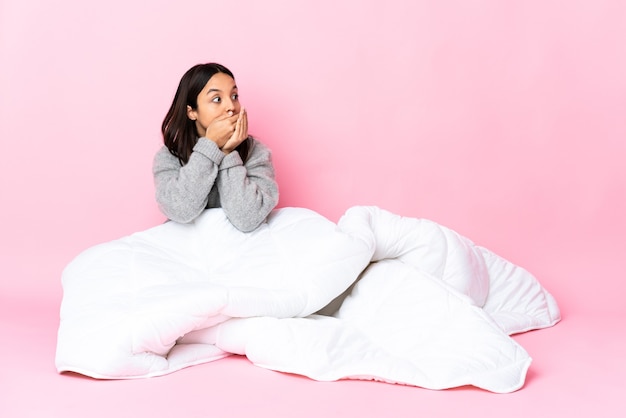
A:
188 72 241 137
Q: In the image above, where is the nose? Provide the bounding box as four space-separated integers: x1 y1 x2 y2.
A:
225 98 235 115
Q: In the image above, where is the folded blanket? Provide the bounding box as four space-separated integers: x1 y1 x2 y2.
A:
55 206 560 392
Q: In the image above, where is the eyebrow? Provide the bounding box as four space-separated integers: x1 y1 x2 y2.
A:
207 85 238 94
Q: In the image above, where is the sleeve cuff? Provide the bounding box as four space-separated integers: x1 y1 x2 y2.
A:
219 150 244 170
194 138 225 165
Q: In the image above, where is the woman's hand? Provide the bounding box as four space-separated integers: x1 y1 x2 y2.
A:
204 113 240 149
221 108 248 154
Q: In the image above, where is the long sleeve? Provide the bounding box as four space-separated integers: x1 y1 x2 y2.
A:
152 137 279 231
153 138 224 223
216 139 279 232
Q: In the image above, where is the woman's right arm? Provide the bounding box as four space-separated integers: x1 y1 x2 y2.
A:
152 138 224 223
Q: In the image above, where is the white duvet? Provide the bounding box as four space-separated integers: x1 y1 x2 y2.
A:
56 206 560 393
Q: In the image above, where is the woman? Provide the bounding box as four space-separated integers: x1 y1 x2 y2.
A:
153 63 279 231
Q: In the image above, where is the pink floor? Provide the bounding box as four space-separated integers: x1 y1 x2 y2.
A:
1 252 624 418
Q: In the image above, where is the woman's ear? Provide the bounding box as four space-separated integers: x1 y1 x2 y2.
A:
187 105 197 121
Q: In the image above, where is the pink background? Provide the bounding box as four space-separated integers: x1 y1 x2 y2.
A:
1 0 625 416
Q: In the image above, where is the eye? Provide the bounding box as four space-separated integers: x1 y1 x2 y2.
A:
211 96 221 103
231 93 239 101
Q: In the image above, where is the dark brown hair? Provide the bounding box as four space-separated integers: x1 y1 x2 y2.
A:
161 63 250 165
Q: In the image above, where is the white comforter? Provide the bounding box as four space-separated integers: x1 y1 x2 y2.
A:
56 206 560 393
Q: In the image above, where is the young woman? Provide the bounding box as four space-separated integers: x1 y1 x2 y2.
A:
153 63 279 231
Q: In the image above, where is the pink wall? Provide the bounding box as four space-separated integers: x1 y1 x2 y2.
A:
1 1 625 312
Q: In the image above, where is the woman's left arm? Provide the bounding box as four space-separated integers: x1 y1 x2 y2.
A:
216 139 279 232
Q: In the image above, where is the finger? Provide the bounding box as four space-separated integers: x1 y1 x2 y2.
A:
239 108 248 137
220 113 239 122
242 116 248 138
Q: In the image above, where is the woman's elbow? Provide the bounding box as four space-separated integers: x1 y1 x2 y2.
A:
229 196 279 232
228 211 270 232
156 197 203 224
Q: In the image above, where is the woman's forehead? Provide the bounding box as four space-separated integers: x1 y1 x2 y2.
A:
205 72 236 91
